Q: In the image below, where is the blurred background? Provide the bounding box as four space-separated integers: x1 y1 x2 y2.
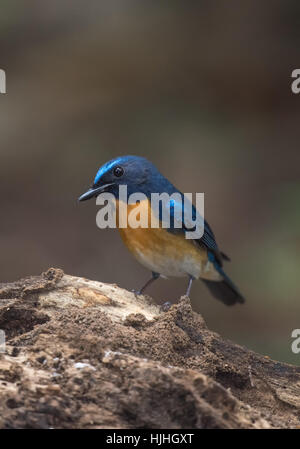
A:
0 0 299 364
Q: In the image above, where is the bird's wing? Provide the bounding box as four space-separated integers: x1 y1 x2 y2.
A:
155 195 227 265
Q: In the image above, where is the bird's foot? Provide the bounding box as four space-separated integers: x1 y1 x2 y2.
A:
132 289 142 296
160 301 172 312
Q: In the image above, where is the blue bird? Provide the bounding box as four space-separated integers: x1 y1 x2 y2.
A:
78 155 244 305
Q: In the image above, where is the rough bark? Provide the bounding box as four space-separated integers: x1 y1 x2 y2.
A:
0 268 299 429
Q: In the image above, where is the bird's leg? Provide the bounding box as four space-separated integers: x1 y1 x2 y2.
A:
185 275 194 297
162 275 195 311
134 272 160 295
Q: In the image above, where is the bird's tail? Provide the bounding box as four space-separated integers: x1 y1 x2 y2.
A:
202 263 245 306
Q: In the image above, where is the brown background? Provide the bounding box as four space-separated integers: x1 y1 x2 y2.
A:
0 1 299 363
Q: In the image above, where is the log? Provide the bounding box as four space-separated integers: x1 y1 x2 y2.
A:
0 268 299 429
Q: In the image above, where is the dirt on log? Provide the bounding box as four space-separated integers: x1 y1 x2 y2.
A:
0 268 299 429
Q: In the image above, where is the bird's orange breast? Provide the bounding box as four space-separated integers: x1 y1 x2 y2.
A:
115 198 212 279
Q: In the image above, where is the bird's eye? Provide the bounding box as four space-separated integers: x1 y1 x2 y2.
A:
113 166 124 177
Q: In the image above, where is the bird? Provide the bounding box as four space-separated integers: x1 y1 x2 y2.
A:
78 155 244 306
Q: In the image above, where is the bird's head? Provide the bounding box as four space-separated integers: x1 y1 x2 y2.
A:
78 155 164 201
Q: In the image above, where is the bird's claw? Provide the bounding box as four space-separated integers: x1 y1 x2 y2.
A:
160 301 172 312
132 289 142 296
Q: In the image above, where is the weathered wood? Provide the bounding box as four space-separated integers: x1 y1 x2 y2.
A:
0 268 299 428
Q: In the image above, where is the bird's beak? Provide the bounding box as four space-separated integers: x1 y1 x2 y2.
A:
78 183 114 202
